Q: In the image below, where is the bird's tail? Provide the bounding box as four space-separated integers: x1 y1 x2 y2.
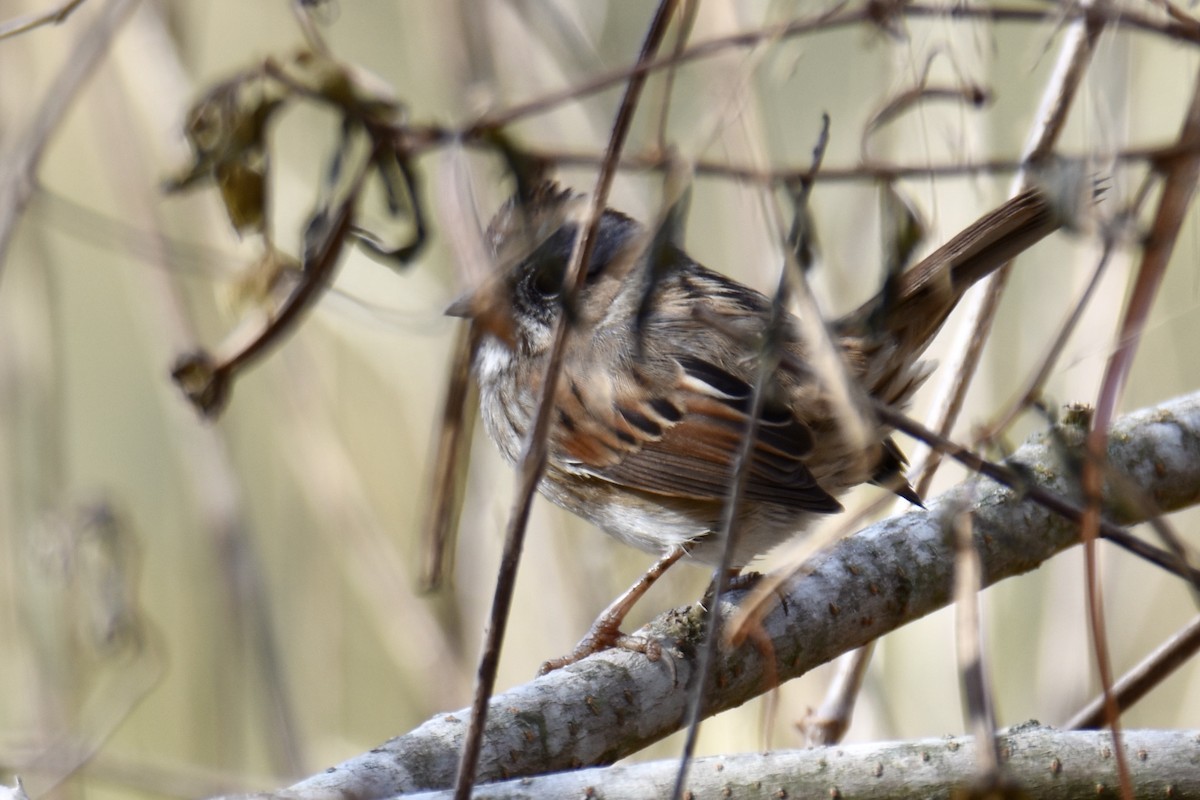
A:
833 186 1073 402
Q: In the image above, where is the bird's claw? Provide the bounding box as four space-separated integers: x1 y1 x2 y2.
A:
538 623 662 675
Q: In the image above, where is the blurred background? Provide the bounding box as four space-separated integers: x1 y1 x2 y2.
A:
0 2 1197 797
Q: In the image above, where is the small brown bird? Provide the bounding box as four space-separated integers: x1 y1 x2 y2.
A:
449 181 1067 665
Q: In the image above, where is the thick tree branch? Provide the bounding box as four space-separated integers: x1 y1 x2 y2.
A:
397 726 1199 800
233 391 1200 799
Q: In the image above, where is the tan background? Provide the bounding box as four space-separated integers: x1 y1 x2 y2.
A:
0 2 1197 797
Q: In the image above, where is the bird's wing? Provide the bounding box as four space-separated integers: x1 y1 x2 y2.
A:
551 350 842 514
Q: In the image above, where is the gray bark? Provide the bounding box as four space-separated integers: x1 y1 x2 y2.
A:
229 391 1200 799
398 726 1200 800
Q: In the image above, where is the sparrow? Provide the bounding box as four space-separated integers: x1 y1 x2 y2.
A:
448 180 1067 664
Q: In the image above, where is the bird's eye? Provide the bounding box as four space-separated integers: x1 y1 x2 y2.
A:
529 261 563 299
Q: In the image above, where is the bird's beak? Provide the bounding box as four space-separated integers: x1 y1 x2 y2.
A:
443 284 517 348
444 291 475 319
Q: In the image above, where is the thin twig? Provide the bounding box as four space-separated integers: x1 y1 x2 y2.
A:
451 4 682 797
1079 54 1200 800
951 508 1006 786
0 0 141 281
0 0 89 41
171 168 362 416
469 3 1200 132
1065 614 1200 730
795 642 873 745
908 0 1104 498
671 118 831 799
419 324 478 592
872 402 1200 585
481 139 1200 187
977 232 1120 439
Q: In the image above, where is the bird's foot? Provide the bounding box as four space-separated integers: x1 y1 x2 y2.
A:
538 547 685 675
540 623 662 676
538 616 662 675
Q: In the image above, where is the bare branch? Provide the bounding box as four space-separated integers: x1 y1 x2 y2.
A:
0 0 89 41
1067 614 1200 731
0 0 139 281
234 391 1200 799
399 727 1199 800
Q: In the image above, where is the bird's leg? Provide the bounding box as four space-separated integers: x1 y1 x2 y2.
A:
538 545 685 675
